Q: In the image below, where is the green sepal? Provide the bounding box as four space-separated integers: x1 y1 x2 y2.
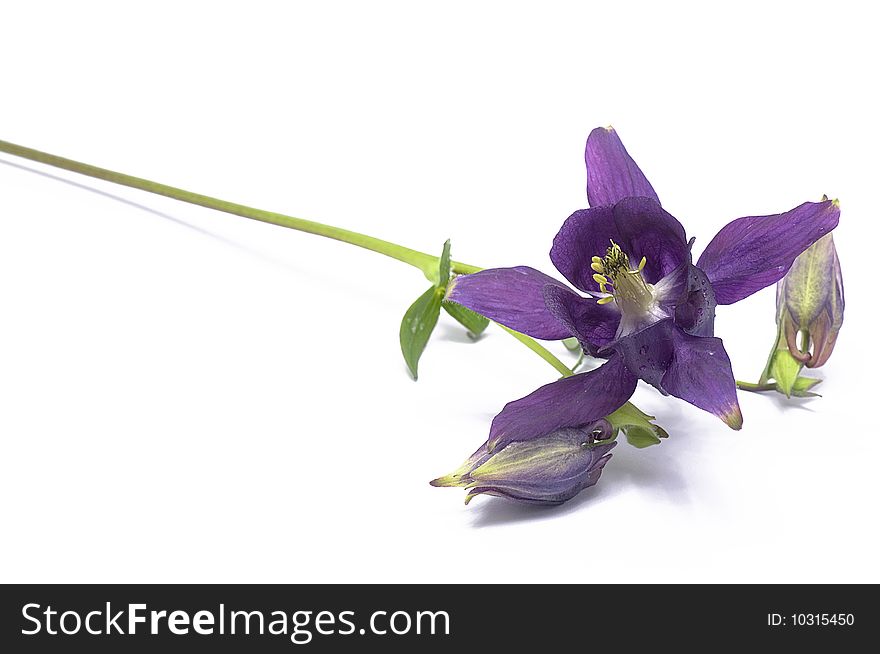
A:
399 285 443 380
624 426 662 448
765 324 804 397
442 301 489 338
789 376 822 397
741 321 823 398
608 402 669 448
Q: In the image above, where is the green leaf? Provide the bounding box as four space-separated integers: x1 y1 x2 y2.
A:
399 240 454 379
400 286 443 380
438 239 452 289
442 301 489 338
438 240 489 338
608 402 669 448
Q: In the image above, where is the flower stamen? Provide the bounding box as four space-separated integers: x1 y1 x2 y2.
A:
592 272 610 294
593 241 656 318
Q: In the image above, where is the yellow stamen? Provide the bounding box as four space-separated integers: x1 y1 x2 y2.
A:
593 245 654 315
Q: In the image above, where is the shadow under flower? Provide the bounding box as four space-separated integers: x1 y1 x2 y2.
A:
765 394 819 413
0 158 252 248
0 157 391 299
466 479 619 528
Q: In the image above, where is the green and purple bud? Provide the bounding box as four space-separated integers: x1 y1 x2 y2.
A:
430 419 615 506
777 231 844 369
740 224 844 398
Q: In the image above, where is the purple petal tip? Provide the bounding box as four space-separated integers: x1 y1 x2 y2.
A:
722 405 744 430
429 474 463 488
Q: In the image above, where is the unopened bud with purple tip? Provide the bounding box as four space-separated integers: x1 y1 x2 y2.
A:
777 231 844 368
739 224 845 397
430 419 615 506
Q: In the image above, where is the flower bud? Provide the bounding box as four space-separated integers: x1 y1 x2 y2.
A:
430 419 615 505
777 233 844 368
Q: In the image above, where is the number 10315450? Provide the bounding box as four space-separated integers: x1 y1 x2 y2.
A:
768 613 854 627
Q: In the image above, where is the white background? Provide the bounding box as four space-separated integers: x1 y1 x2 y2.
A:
1 1 876 583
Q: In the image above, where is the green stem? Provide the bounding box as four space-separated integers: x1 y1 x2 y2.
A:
498 325 573 378
736 380 777 392
0 138 649 426
0 139 481 278
757 324 782 384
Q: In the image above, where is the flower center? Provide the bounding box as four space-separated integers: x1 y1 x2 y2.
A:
590 241 656 317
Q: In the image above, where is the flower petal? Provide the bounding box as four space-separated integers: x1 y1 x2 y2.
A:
551 198 688 291
612 319 676 389
488 353 637 449
542 284 620 353
614 319 741 429
805 310 842 369
550 205 617 292
696 199 841 305
586 127 659 207
653 258 691 307
445 266 571 340
672 265 717 337
661 330 742 430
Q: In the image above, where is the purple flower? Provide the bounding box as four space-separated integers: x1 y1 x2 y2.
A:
430 419 615 506
446 127 840 439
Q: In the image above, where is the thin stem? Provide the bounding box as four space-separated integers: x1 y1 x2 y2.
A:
736 380 777 392
0 139 480 278
498 326 574 378
571 349 586 373
758 323 783 384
